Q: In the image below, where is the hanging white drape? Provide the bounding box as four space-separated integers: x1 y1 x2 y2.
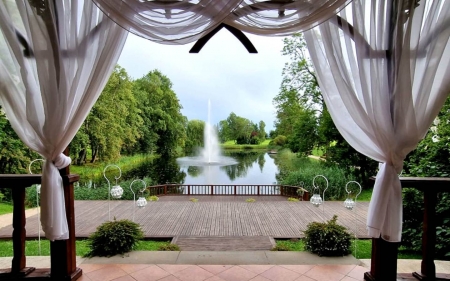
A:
0 0 127 240
92 0 352 43
305 0 450 241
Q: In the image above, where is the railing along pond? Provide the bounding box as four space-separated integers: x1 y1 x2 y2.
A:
147 184 310 200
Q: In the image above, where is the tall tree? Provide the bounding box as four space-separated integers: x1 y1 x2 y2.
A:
133 70 186 157
185 119 205 153
258 121 266 142
276 33 377 185
0 106 39 174
75 65 141 163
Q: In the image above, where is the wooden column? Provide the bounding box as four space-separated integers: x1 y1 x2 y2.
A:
49 149 82 280
413 189 437 280
364 237 400 281
0 175 41 278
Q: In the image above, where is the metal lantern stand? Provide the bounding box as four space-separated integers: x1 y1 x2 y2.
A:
28 159 44 256
310 175 329 217
344 180 362 257
103 164 123 220
129 179 148 222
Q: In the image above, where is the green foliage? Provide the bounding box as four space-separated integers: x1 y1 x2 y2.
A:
0 202 13 215
245 198 256 202
276 150 351 200
85 219 143 257
217 112 264 144
157 244 180 251
319 109 378 187
0 105 40 201
184 120 205 153
288 109 318 156
273 135 287 146
401 97 450 260
189 198 198 202
401 188 450 260
304 215 352 257
405 97 450 177
147 195 159 201
273 239 305 251
25 178 154 207
75 65 142 164
287 197 299 202
133 70 186 158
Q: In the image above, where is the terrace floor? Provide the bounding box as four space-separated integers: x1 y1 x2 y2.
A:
0 196 370 242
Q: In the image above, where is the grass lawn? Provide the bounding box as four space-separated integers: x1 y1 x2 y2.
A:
274 239 421 259
358 188 373 201
0 203 13 215
0 239 173 257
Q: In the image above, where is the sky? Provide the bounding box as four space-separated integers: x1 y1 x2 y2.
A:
117 30 289 132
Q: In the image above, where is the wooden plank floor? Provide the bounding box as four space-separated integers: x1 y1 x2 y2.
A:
0 196 370 239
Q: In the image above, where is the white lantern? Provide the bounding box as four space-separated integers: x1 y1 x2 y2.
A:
344 198 355 210
310 194 323 207
110 185 123 199
136 196 147 208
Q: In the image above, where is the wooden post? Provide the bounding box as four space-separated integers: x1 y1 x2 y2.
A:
234 185 237 195
364 237 399 281
413 189 437 280
164 185 167 195
257 185 260 196
210 185 213 195
50 148 82 281
188 185 190 195
11 187 26 274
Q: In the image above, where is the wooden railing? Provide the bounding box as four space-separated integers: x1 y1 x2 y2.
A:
147 184 309 200
0 173 81 281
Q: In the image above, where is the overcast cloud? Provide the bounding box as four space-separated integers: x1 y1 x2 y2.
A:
118 30 289 132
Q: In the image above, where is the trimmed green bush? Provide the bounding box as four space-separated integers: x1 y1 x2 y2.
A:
85 219 143 257
304 215 351 256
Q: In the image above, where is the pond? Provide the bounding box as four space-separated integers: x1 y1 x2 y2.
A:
121 151 280 185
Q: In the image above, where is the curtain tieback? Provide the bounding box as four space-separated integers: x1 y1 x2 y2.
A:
53 153 71 170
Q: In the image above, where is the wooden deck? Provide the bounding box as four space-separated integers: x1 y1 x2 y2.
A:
0 196 370 239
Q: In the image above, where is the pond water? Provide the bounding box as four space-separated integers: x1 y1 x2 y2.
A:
121 151 280 185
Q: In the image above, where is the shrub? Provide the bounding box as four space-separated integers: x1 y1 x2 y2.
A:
304 215 351 257
158 244 180 251
273 135 287 146
147 195 159 201
287 197 299 202
85 219 143 257
276 151 352 200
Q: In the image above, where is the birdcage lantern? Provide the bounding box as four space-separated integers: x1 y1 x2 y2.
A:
310 193 323 207
310 175 328 208
136 196 147 208
110 185 124 199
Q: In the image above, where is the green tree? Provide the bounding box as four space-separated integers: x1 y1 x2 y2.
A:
185 119 205 153
76 65 141 163
276 33 377 185
0 107 39 174
258 121 266 142
288 109 318 156
133 70 186 157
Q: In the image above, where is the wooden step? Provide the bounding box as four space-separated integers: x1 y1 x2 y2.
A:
172 236 275 251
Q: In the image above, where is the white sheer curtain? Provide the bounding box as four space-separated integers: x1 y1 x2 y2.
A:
92 0 352 43
0 0 127 240
305 0 450 242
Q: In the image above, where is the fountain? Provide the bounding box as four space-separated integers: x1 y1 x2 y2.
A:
177 100 237 166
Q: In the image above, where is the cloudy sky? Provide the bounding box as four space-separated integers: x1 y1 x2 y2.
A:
117 30 289 132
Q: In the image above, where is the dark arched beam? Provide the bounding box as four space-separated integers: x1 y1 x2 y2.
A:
189 23 257 53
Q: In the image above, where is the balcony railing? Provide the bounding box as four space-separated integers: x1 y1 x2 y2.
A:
147 184 310 200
